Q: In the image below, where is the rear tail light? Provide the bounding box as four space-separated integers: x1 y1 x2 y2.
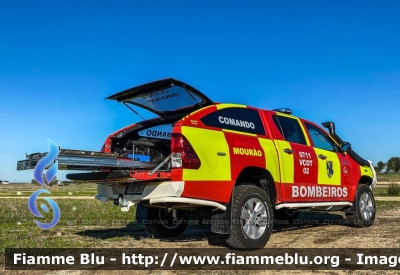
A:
171 133 201 169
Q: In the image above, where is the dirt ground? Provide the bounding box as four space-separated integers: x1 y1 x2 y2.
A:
4 205 400 275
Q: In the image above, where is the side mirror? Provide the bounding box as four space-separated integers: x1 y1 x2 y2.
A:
340 142 351 153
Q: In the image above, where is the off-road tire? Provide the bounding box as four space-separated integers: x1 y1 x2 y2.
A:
225 185 274 249
346 184 376 227
145 207 188 238
274 209 300 223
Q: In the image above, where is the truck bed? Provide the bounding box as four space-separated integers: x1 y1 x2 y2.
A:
17 149 160 171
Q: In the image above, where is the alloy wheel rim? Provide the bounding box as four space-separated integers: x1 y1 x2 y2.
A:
359 192 374 220
241 198 268 240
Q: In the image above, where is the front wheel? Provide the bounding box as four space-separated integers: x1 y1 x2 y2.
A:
225 185 274 249
145 208 189 238
346 184 376 227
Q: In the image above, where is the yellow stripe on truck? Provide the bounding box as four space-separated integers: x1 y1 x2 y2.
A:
360 165 373 178
297 120 311 146
181 126 231 181
258 138 281 183
216 103 246 110
274 140 294 183
314 148 341 186
222 129 257 137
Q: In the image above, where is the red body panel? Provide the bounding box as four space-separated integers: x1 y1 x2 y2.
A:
224 132 266 182
291 143 318 185
181 180 234 203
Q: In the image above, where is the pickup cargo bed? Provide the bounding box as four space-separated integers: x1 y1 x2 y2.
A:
16 149 160 171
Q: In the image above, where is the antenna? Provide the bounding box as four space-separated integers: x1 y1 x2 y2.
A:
244 82 248 105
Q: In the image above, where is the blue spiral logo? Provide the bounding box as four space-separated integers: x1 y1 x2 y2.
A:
29 139 61 229
33 139 59 186
28 189 60 229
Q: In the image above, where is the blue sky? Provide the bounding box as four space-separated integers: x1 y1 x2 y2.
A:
1 1 400 182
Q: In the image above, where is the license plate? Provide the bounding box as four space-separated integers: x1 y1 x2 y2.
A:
125 184 145 195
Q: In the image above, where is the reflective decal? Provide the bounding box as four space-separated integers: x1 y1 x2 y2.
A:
182 127 231 181
292 186 348 198
274 140 294 184
299 151 314 175
149 89 179 103
201 107 265 135
232 147 262 157
258 138 281 184
326 160 334 178
343 167 348 176
137 124 172 140
313 148 341 185
218 116 255 129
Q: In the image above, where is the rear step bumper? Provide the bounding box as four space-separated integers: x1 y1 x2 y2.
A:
95 181 227 211
150 197 226 211
16 149 159 171
275 202 353 210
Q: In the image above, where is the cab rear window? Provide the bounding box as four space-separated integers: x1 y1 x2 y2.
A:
201 107 266 135
273 115 307 145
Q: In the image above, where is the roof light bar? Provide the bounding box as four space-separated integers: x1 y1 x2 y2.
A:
273 108 292 115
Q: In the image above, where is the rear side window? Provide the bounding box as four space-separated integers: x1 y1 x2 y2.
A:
304 123 337 152
273 115 307 145
201 107 265 135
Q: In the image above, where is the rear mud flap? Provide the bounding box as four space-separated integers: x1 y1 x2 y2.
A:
135 203 149 224
210 196 232 234
343 199 356 214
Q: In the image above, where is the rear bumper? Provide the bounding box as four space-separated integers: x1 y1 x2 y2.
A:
95 181 226 211
96 181 185 201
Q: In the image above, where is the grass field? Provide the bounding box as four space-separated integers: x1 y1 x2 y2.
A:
0 183 97 197
372 185 400 196
377 173 400 182
1 191 400 268
0 197 144 266
1 197 399 250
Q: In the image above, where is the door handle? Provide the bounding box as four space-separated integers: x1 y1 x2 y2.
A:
283 148 294 154
318 154 327 160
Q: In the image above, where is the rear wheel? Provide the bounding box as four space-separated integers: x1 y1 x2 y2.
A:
225 185 274 249
145 208 188 238
346 184 376 227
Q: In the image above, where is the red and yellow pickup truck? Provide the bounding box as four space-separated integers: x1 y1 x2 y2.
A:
17 78 377 249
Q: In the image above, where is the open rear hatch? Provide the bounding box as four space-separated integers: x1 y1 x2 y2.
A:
106 78 213 117
16 78 213 183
